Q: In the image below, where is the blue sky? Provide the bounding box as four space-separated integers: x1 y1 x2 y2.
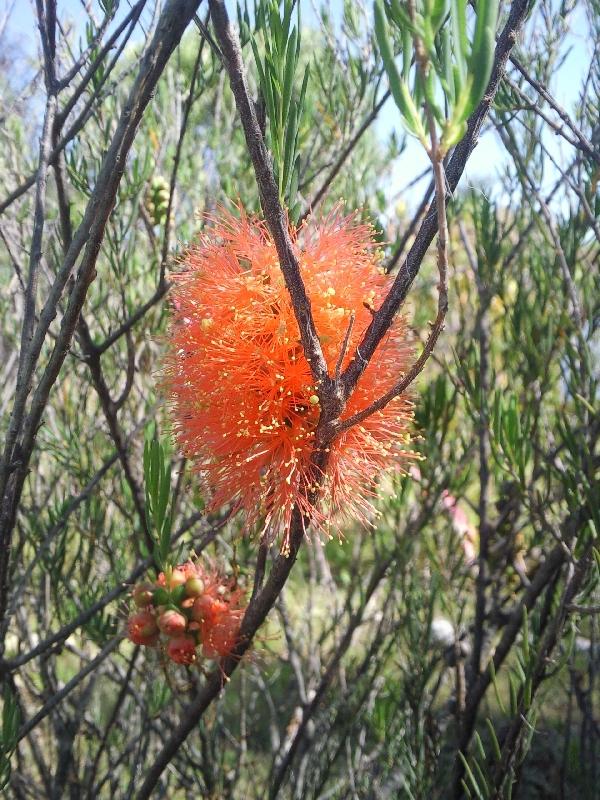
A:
3 0 591 206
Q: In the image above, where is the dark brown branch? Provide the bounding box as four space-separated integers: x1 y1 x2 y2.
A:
159 11 209 283
490 550 592 798
56 3 117 89
469 231 492 686
334 114 448 435
0 449 120 640
269 553 395 798
85 648 140 794
385 174 434 273
77 316 154 556
96 285 168 354
0 2 146 218
451 543 566 797
55 0 147 127
13 94 57 430
17 635 121 743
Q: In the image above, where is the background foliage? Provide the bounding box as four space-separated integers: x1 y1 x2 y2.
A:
0 0 598 797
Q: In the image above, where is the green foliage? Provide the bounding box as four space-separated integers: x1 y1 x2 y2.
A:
0 687 20 791
251 0 309 218
374 0 499 151
143 430 174 570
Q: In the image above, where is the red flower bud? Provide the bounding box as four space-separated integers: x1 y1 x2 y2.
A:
132 582 155 608
167 635 197 665
157 609 187 637
127 610 159 646
180 561 199 580
168 568 186 589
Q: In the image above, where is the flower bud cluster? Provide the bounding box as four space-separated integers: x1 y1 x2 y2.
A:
144 175 172 227
126 561 246 665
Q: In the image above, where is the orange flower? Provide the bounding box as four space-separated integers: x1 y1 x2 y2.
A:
191 595 228 625
165 208 417 548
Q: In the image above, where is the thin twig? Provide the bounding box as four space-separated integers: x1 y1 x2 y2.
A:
509 53 599 166
334 312 355 381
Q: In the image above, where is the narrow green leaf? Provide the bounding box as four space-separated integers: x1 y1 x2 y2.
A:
471 753 490 797
486 718 502 762
458 753 485 800
522 607 530 664
283 100 298 196
282 26 298 125
468 0 498 110
451 0 468 74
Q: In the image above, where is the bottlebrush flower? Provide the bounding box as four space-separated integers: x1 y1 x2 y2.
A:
127 610 160 646
164 208 418 549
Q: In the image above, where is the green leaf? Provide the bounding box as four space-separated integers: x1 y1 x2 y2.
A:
458 753 486 800
0 685 20 791
486 718 502 762
282 26 298 126
490 659 506 714
522 607 530 664
468 0 499 111
373 0 419 132
451 0 468 74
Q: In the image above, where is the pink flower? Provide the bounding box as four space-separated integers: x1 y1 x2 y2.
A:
442 490 478 563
